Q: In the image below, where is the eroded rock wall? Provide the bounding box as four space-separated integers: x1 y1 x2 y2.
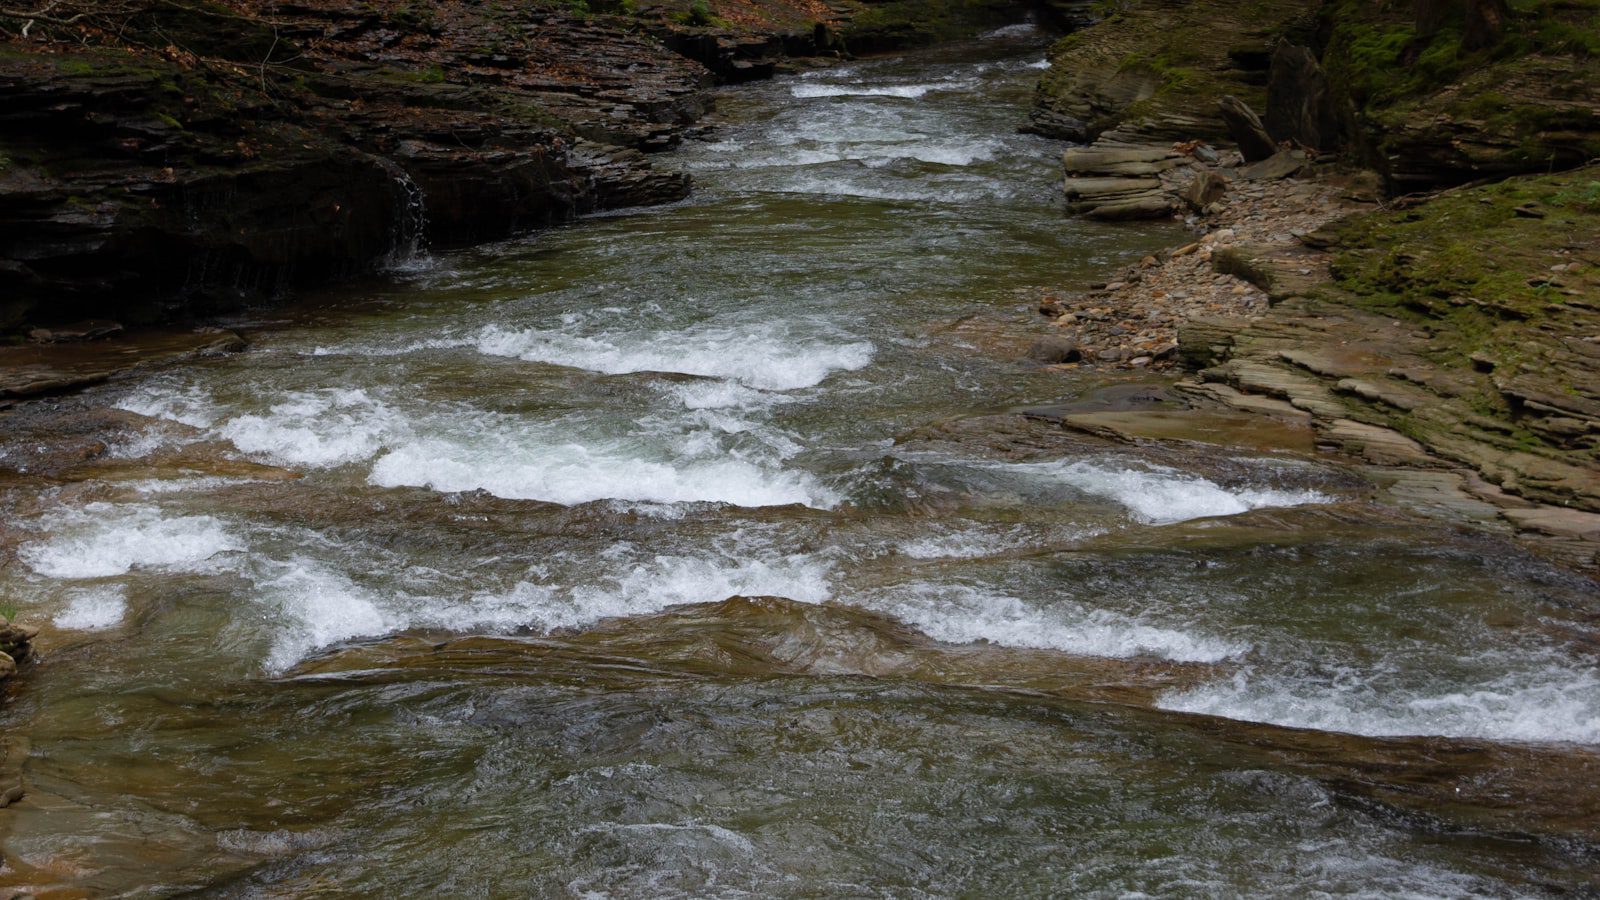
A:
0 1 716 329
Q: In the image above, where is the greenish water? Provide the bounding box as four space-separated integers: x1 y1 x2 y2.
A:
2 29 1598 897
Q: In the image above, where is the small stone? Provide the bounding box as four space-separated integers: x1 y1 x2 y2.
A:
1130 356 1152 367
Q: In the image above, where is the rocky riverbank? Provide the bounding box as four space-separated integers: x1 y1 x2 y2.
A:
0 614 33 689
1025 0 1600 570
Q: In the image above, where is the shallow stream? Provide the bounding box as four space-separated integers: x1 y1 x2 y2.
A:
2 29 1598 896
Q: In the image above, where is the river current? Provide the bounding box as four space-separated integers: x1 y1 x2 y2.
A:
2 28 1598 896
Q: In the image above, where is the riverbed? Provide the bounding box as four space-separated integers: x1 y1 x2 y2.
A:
1 28 1598 896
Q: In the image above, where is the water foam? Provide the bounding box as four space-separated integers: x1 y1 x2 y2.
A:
711 140 1001 169
116 381 217 428
864 584 1245 663
1159 661 1600 743
556 551 833 630
261 549 837 668
790 83 941 99
219 388 403 467
980 23 1041 39
251 558 396 672
667 380 787 411
472 323 873 391
20 503 242 579
54 585 129 631
997 459 1331 524
370 436 834 508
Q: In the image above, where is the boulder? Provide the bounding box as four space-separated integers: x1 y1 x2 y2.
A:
1265 41 1339 151
1061 144 1184 219
1218 95 1277 162
1027 336 1082 364
1238 150 1307 181
1183 168 1229 211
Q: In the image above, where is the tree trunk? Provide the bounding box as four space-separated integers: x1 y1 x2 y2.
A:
1463 0 1509 51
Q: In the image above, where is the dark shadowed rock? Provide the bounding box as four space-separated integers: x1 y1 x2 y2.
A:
1219 95 1277 162
0 4 714 331
1183 168 1229 211
1265 41 1339 151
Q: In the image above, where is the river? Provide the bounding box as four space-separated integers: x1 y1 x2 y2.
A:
1 27 1598 896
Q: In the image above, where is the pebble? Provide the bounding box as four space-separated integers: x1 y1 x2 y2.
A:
1028 167 1354 370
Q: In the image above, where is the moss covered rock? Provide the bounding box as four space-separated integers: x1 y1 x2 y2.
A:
1319 0 1600 189
1029 0 1319 142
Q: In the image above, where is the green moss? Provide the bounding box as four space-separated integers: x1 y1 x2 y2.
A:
673 0 727 26
1325 0 1599 108
1551 179 1600 212
399 64 448 84
1035 0 1310 137
1324 170 1600 373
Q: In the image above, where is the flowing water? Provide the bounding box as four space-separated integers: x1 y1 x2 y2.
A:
3 29 1600 897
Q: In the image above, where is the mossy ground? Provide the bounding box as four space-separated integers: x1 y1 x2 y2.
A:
1326 168 1600 343
1320 168 1600 443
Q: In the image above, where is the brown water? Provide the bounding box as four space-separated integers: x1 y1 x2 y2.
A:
2 29 1599 897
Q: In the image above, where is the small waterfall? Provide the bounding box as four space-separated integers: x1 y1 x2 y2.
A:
380 160 431 270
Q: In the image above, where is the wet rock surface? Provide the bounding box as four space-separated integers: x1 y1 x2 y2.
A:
0 1 754 330
0 615 34 686
2 35 1599 894
0 328 245 404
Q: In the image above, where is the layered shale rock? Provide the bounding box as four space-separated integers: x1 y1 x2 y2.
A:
0 1 713 330
1060 143 1185 219
1034 0 1598 194
1174 168 1600 566
1028 0 1316 143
